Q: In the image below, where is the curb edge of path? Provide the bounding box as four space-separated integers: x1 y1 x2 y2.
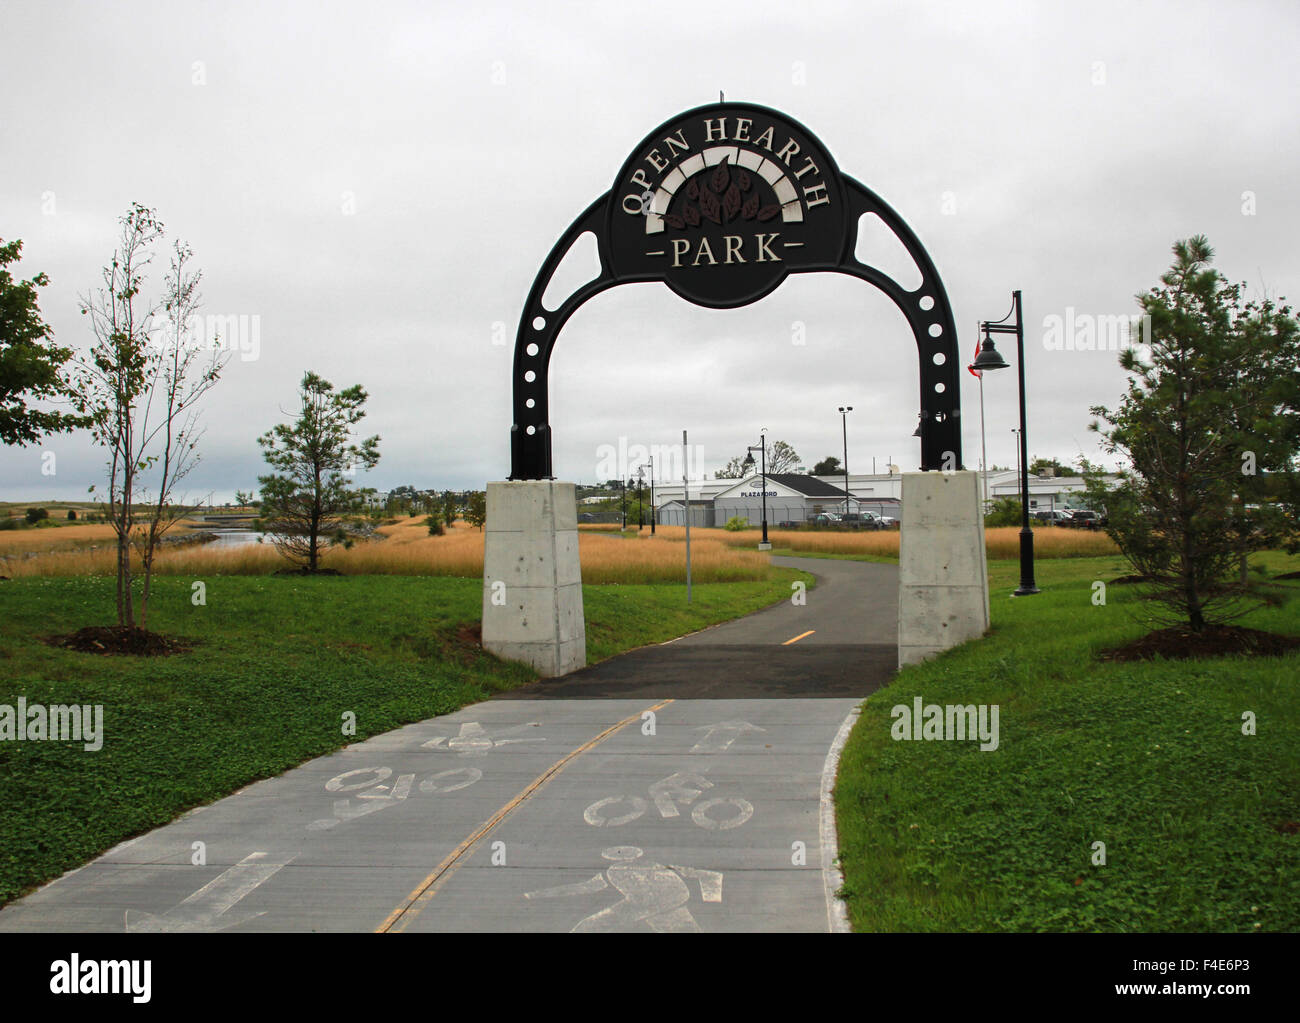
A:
820 702 861 934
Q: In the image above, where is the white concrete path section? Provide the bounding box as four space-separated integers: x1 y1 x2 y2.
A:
0 698 860 933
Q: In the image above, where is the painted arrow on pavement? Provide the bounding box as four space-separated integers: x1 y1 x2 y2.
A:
690 721 766 754
124 852 294 932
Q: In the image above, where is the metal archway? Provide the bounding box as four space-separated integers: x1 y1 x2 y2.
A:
508 101 962 479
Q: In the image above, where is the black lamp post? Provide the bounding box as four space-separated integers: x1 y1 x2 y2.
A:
620 476 627 531
635 468 645 529
741 433 770 549
972 289 1039 596
640 459 656 535
838 405 853 516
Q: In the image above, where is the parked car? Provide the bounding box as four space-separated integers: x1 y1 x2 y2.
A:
1033 510 1070 525
877 515 899 529
839 512 883 530
809 512 843 526
1060 509 1107 529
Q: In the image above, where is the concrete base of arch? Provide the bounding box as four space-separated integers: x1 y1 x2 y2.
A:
897 471 991 668
481 480 587 677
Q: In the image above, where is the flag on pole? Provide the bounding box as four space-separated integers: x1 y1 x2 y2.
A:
968 326 982 378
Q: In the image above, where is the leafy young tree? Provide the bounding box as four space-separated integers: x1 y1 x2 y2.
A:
75 205 227 628
717 440 802 479
257 372 381 572
714 456 747 479
812 455 842 475
1089 236 1300 631
465 490 487 530
766 440 802 474
1 239 88 445
441 490 459 527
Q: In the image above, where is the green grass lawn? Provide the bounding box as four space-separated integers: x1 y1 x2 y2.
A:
0 569 808 906
834 552 1300 932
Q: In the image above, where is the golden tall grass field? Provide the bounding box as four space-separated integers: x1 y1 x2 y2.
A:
0 516 1118 580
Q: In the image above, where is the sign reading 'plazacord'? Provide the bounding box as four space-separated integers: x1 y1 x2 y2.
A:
606 105 850 309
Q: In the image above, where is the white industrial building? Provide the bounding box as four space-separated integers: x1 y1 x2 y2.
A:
650 469 1105 525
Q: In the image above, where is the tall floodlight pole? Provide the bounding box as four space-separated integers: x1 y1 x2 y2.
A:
838 406 853 515
972 289 1039 595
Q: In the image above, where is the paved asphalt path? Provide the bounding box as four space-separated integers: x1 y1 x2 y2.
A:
0 557 898 933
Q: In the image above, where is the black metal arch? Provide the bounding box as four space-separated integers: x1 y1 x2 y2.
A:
509 117 962 480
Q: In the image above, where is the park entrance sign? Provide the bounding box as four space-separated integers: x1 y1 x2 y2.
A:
484 102 988 676
510 102 962 480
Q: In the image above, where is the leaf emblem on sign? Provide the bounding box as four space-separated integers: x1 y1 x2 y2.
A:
723 184 742 220
667 161 776 232
711 160 730 194
699 189 721 224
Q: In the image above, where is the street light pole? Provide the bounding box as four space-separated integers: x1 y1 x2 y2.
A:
742 431 770 550
642 458 656 535
838 405 853 516
973 289 1039 596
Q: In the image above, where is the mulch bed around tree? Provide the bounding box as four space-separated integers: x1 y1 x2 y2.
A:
46 626 193 657
1274 571 1300 580
1109 575 1154 585
273 567 343 576
1100 625 1300 663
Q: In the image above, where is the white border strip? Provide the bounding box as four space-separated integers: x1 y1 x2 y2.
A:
819 702 862 933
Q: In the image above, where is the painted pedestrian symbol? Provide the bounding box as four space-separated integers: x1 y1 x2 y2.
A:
524 846 722 932
421 721 545 756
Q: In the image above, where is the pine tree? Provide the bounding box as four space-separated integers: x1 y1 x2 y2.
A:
1089 236 1300 630
257 372 380 572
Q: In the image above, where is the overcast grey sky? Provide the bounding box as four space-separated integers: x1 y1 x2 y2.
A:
2 0 1297 501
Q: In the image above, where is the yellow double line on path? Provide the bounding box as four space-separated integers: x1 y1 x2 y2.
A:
376 697 675 933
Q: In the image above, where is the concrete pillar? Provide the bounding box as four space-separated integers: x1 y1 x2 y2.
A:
481 480 586 677
897 470 990 668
